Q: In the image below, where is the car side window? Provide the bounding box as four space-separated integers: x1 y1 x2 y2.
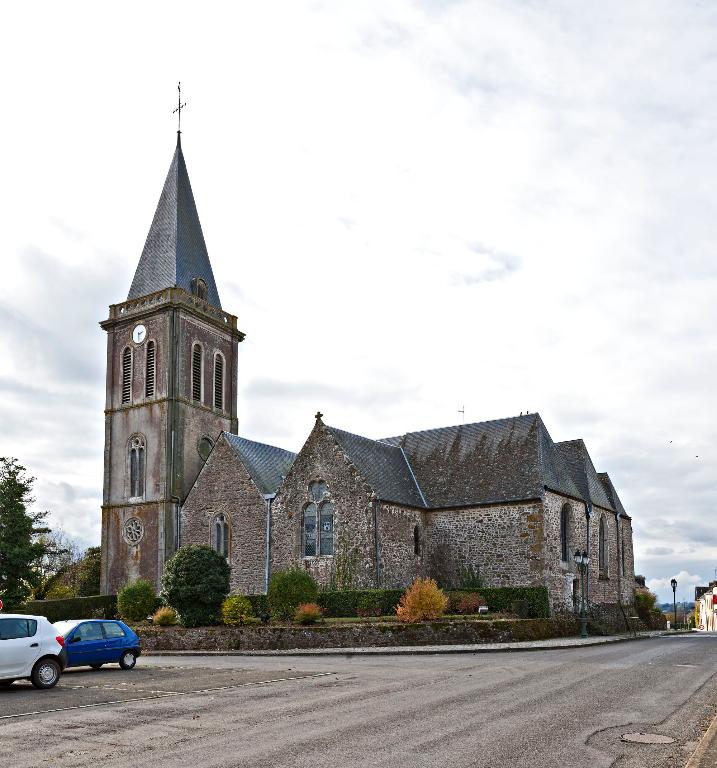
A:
102 622 126 639
0 618 37 639
74 622 104 641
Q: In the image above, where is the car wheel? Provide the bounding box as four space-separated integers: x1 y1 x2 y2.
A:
31 658 61 690
0 679 15 687
119 650 137 670
90 664 103 670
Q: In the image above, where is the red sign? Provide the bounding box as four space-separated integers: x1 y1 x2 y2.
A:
0 599 3 611
713 595 717 606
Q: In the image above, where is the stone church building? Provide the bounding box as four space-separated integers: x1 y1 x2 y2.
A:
100 135 636 614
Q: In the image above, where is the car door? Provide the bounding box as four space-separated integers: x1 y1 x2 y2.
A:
0 618 40 677
67 622 106 666
100 622 127 662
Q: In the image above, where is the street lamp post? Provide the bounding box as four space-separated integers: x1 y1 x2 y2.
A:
574 549 590 638
671 578 677 629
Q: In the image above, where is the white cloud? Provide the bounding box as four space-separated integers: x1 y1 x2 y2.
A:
647 571 704 604
0 1 713 589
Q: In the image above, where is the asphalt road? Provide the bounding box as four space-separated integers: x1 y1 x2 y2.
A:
0 634 715 768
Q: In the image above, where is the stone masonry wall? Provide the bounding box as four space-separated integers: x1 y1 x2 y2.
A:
378 503 425 588
426 501 545 591
271 421 378 589
542 491 635 612
181 435 267 595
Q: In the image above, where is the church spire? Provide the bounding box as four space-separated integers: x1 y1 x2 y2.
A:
127 133 222 308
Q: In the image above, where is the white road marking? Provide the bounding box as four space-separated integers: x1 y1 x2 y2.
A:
0 672 332 722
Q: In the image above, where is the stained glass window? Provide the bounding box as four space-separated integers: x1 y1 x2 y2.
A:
319 502 333 555
304 503 317 556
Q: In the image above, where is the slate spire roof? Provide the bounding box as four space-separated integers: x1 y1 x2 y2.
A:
127 134 222 308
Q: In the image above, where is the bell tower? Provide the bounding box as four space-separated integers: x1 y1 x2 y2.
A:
100 133 244 594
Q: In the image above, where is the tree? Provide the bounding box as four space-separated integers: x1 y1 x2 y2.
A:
74 546 102 597
0 458 50 609
32 529 82 600
160 545 230 627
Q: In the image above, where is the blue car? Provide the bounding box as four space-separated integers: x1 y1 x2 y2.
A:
53 620 141 671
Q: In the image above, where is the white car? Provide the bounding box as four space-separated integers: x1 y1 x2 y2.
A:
0 614 67 689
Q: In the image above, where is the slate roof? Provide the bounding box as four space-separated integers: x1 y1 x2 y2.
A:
319 414 626 513
383 415 582 508
597 472 627 517
555 440 614 511
127 134 222 308
325 426 427 508
223 433 296 496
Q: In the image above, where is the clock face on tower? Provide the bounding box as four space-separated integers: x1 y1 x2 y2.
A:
132 324 147 344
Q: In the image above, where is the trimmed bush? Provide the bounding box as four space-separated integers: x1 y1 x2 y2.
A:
471 587 549 618
222 595 256 626
295 602 323 625
246 594 269 618
21 594 118 623
153 606 178 626
450 592 485 615
117 579 156 623
268 568 318 621
396 578 448 623
161 545 230 627
318 589 404 618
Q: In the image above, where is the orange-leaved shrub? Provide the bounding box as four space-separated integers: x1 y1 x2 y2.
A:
295 602 323 625
455 592 485 615
396 578 448 623
153 606 178 626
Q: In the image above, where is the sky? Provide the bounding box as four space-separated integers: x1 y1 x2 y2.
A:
0 1 714 604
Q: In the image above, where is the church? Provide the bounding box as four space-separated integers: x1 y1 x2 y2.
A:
100 134 636 614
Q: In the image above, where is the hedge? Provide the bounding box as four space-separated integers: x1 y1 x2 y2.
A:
21 595 118 623
243 586 549 620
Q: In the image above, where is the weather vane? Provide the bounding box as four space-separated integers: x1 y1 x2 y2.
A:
173 82 187 133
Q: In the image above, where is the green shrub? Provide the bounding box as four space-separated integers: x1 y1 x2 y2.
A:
21 594 118 623
456 564 483 590
268 568 318 621
318 589 404 618
117 579 156 623
634 587 657 621
295 602 323 625
161 545 230 627
153 606 178 626
222 595 255 626
246 594 269 618
470 587 549 618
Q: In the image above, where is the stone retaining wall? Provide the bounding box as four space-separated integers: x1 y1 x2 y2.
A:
138 617 580 652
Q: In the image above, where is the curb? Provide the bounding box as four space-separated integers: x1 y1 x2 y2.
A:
143 631 672 657
685 709 717 768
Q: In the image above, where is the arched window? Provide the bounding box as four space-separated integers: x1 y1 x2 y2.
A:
303 503 317 556
121 347 132 404
128 435 145 499
191 277 208 301
212 513 229 558
560 504 570 562
191 343 203 403
599 516 608 575
319 502 334 555
414 525 421 556
145 340 155 398
213 353 224 410
621 537 626 576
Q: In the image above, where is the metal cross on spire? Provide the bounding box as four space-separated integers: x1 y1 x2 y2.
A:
173 82 187 133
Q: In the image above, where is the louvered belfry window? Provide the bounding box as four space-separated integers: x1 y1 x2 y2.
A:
145 341 155 398
214 354 224 410
121 348 132 404
192 344 202 402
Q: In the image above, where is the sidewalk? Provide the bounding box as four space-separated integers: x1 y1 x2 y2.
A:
146 630 675 657
686 709 717 768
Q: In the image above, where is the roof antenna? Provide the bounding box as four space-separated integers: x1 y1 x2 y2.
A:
173 81 187 138
458 405 465 424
